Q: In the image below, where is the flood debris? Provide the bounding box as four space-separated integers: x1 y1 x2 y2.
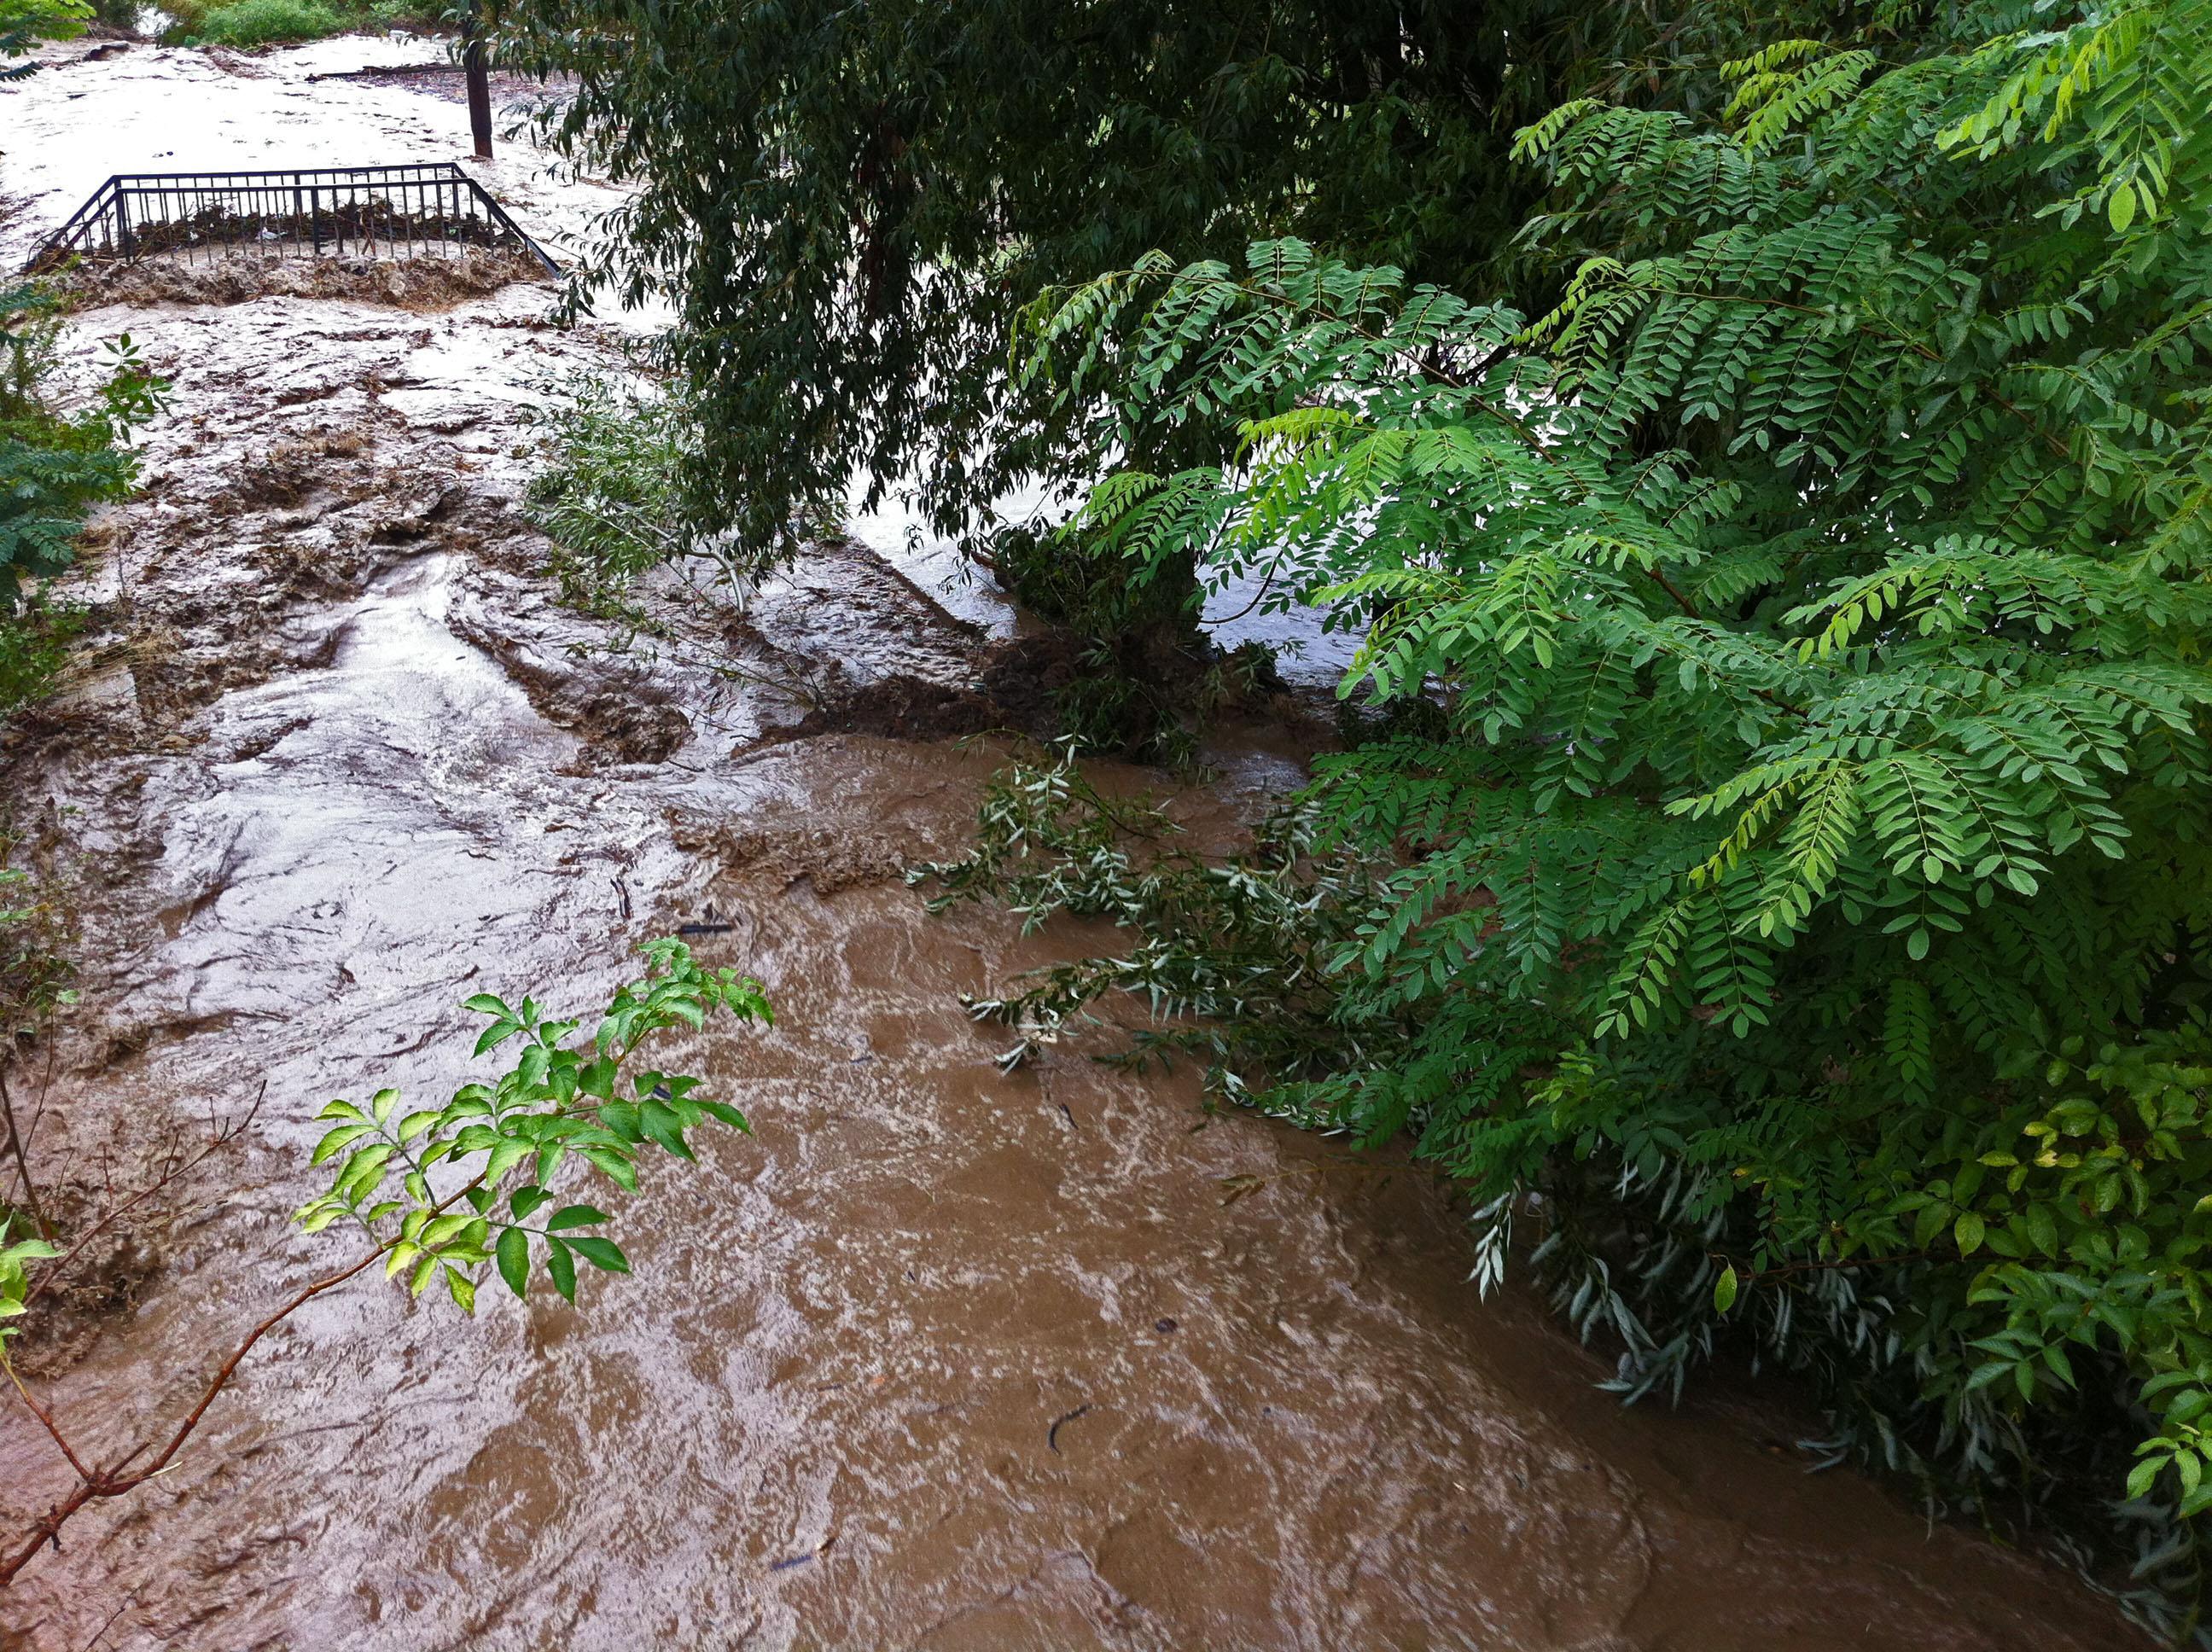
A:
1047 1403 1093 1455
57 248 550 311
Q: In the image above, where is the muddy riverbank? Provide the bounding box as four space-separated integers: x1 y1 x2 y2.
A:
0 38 2145 1652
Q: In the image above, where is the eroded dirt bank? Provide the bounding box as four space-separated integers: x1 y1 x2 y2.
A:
0 38 2141 1652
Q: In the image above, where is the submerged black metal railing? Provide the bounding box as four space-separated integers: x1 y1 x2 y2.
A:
23 163 560 276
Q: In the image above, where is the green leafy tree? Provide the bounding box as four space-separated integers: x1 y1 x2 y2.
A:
485 0 1836 568
1 283 165 613
0 0 89 77
922 0 2212 1608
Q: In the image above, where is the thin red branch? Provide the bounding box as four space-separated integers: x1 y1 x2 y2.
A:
22 1084 265 1311
0 1160 491 1588
0 1067 55 1245
3 1357 98 1484
0 1241 386 1587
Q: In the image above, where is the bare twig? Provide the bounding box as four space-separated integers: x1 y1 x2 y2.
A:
77 1596 130 1651
0 1238 388 1587
0 1160 482 1587
0 1067 55 1245
21 1083 265 1310
15 1033 63 1210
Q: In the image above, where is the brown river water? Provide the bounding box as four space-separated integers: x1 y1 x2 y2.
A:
0 37 2145 1652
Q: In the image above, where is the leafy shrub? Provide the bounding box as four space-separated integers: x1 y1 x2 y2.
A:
178 0 345 46
361 0 444 28
0 852 74 1046
2 287 125 609
522 370 700 604
0 845 77 1248
926 0 2212 1618
0 598 84 718
986 520 1214 759
1 283 160 716
294 938 771 1308
521 368 843 613
0 0 89 75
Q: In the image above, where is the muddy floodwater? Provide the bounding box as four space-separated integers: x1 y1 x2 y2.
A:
0 38 2143 1652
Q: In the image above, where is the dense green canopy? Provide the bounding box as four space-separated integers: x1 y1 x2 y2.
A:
486 0 1799 560
914 0 2212 1616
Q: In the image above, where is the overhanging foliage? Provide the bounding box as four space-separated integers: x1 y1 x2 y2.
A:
922 0 2212 1612
484 0 1847 567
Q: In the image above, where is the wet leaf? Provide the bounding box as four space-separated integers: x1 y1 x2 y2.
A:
310 1123 372 1166
546 1238 578 1304
2128 1456 2165 1499
496 1227 530 1298
2110 180 2139 233
566 1236 629 1274
697 1099 750 1132
638 1101 691 1160
1218 1173 1266 1207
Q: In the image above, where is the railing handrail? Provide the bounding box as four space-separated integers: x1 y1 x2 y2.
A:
23 163 560 278
105 163 475 184
31 175 121 256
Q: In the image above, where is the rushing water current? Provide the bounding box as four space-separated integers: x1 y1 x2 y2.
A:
0 38 2143 1651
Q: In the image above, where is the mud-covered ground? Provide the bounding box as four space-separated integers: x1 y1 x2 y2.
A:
0 38 2146 1652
